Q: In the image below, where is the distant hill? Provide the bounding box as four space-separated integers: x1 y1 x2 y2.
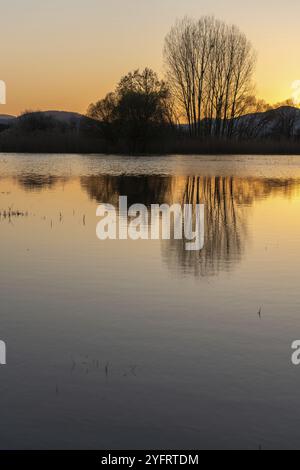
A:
0 107 299 154
0 114 16 125
0 110 103 154
234 106 300 139
15 110 96 129
179 106 300 139
2 107 300 138
0 111 96 129
38 110 86 122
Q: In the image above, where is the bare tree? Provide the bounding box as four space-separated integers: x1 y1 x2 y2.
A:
164 16 256 138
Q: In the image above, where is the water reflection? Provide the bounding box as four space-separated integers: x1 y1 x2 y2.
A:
164 176 300 276
80 174 300 278
16 174 63 191
162 176 247 277
2 156 300 448
81 175 173 206
2 171 299 279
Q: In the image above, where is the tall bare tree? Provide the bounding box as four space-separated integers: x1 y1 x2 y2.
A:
164 16 256 138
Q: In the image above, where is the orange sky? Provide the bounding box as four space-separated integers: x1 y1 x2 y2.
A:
0 0 299 116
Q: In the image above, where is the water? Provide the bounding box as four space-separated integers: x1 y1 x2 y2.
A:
1 153 300 450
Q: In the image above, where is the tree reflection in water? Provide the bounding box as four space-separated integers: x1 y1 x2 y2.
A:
12 172 300 278
81 174 300 278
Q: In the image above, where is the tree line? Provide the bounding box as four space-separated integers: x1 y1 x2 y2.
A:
87 15 260 149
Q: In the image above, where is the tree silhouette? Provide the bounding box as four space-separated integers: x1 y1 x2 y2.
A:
87 68 172 153
164 16 256 138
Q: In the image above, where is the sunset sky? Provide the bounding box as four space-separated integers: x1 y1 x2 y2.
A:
0 0 299 116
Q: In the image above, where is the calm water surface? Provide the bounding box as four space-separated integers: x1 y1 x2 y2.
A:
1 154 300 449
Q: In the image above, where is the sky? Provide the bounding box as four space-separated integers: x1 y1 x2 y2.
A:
0 0 299 116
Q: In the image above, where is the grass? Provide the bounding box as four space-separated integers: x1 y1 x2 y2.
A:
0 128 300 155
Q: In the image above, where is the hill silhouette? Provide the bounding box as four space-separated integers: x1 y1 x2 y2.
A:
0 107 299 154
